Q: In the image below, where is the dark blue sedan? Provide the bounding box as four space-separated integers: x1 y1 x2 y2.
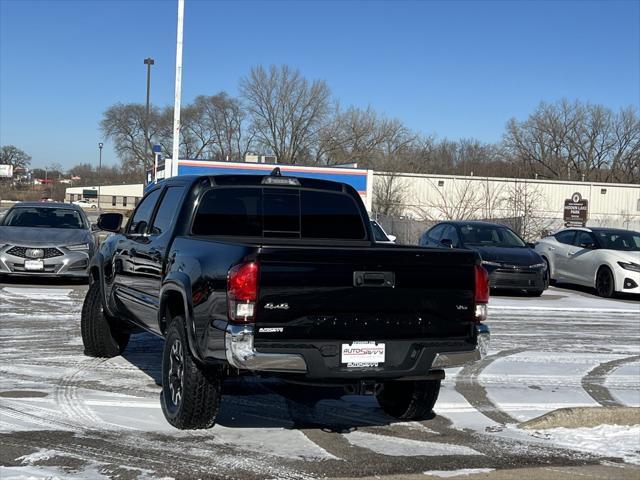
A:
419 221 548 296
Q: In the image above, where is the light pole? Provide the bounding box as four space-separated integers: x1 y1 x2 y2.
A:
98 142 103 210
144 57 155 171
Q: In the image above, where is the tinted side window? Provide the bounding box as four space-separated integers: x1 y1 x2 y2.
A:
428 224 446 242
574 231 595 248
128 189 162 234
442 225 460 247
555 230 576 245
150 187 185 236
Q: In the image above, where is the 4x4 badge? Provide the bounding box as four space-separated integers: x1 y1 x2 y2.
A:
264 303 289 310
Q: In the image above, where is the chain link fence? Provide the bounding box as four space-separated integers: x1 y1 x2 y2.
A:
372 213 640 245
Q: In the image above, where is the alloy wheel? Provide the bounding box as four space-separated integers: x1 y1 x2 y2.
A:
168 339 184 408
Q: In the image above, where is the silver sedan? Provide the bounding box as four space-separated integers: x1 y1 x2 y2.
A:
0 202 97 279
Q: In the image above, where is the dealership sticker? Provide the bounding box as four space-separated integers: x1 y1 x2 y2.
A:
341 341 385 367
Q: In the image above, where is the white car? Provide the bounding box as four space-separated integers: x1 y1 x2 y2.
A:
72 199 98 209
535 227 640 297
370 220 396 244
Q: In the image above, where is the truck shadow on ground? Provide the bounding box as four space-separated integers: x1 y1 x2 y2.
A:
122 331 417 432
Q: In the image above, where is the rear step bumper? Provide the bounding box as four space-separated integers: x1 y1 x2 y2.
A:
225 324 308 373
225 323 490 375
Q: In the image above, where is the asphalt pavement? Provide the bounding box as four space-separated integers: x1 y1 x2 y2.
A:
0 281 638 479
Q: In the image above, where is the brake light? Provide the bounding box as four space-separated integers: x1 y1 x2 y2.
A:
227 262 259 323
474 265 489 323
475 265 490 303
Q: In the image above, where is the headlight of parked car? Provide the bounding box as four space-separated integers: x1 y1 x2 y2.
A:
618 261 640 273
481 260 501 267
66 243 90 251
530 263 546 269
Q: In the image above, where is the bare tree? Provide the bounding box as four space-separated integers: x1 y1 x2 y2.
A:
192 93 255 161
504 100 640 183
240 65 331 164
373 170 406 216
101 103 161 171
500 180 552 241
417 179 486 221
0 145 31 170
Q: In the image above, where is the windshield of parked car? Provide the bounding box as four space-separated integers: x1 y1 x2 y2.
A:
459 224 526 247
594 230 640 251
1 207 86 229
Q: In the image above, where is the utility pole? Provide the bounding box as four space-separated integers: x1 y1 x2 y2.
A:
171 0 185 177
98 142 103 210
144 57 155 172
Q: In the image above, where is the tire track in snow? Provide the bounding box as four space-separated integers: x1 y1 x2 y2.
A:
54 358 108 428
455 348 526 425
581 355 640 407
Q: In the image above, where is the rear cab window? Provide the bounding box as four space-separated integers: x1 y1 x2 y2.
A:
191 186 367 241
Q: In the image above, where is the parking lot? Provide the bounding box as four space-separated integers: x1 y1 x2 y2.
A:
0 280 638 479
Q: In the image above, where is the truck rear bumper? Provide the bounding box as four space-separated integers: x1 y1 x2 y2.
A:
225 324 308 373
225 323 490 377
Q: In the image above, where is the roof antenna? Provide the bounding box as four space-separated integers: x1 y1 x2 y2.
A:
270 167 282 176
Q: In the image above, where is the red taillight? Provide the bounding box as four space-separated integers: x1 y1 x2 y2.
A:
227 262 259 323
475 265 490 304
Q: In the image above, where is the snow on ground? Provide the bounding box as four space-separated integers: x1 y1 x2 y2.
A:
530 424 640 465
606 361 640 407
1 283 639 478
424 469 495 478
343 430 483 457
489 286 640 312
0 464 110 480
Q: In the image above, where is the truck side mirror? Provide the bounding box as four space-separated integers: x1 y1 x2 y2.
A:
97 213 123 233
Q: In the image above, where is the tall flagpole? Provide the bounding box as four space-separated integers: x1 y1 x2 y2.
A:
171 0 185 177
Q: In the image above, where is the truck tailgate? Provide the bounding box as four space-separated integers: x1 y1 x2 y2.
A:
254 245 479 342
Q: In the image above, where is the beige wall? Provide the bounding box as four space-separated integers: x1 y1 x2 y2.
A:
375 172 640 230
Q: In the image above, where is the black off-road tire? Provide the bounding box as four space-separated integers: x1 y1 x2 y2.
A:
161 317 222 429
376 379 441 420
596 266 615 298
81 281 130 357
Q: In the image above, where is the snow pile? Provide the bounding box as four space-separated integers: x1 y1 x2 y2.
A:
16 449 59 465
424 469 495 478
533 424 640 465
343 430 482 457
0 464 109 480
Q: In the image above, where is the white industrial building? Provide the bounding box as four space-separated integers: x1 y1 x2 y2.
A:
65 184 143 211
373 172 640 231
64 170 639 232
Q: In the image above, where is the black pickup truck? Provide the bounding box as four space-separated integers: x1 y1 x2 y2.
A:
83 171 490 429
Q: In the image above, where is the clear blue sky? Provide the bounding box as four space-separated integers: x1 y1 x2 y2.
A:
1 0 639 170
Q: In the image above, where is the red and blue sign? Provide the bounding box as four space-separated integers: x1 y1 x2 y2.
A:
177 160 369 196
